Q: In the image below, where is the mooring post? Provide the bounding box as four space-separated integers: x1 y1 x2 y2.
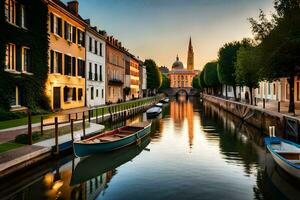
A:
82 112 86 139
71 119 74 142
263 98 265 109
68 114 71 122
54 117 59 154
40 116 43 136
88 110 91 123
28 109 32 145
278 101 280 113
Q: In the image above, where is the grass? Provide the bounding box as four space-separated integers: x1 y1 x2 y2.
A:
0 114 52 130
0 142 24 154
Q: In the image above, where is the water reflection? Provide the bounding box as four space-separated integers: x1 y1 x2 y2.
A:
2 98 300 200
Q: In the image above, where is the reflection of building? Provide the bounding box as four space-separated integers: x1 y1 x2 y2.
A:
168 38 197 89
170 99 194 147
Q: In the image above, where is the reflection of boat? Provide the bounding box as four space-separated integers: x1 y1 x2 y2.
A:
265 137 300 179
70 137 151 186
146 107 162 118
73 122 152 157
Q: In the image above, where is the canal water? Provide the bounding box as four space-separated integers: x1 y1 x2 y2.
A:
1 97 300 200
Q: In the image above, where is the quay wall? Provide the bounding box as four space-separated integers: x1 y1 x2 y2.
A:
203 94 300 139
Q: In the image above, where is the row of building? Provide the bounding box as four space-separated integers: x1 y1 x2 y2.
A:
2 0 147 112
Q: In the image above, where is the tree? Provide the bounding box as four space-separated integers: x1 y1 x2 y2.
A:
144 59 162 94
235 46 261 105
199 70 206 91
192 75 200 89
161 74 170 89
204 62 220 94
249 0 300 112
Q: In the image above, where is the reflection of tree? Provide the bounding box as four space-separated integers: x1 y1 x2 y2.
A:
202 101 259 177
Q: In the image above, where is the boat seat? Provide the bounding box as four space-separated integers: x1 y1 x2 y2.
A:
115 134 128 138
99 136 119 142
119 130 134 134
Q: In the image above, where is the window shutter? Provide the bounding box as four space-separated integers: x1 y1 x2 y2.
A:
50 50 54 73
50 13 54 33
57 53 62 73
57 18 62 36
72 88 76 101
72 26 76 43
64 21 68 39
72 57 76 76
82 32 85 47
64 86 68 102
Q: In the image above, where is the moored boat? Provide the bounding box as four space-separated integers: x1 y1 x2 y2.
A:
73 121 152 157
155 102 163 108
146 107 162 118
160 97 170 104
264 136 300 179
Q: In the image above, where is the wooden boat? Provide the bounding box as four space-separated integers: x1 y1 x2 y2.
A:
264 137 300 179
70 137 151 185
73 121 152 157
146 107 162 118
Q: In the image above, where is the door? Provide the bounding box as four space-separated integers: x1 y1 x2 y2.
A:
53 87 61 110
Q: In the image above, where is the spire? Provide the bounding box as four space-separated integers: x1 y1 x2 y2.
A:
176 54 179 61
187 36 194 70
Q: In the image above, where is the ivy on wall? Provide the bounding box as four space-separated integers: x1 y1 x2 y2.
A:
0 0 50 112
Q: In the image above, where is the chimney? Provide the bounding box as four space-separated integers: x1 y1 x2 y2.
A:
84 19 90 25
67 1 79 16
115 39 118 46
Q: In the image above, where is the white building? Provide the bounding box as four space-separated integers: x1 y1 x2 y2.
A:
85 23 106 107
139 61 147 98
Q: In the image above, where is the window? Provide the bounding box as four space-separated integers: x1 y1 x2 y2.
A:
64 55 71 75
95 40 98 54
91 87 94 100
50 50 62 73
78 88 83 101
5 43 16 71
64 86 72 102
286 84 290 100
77 59 85 77
20 5 27 28
99 65 103 81
95 64 98 81
72 88 77 101
5 0 16 24
96 89 99 97
273 83 276 95
22 47 31 72
10 86 20 107
64 22 73 41
100 43 103 56
77 30 85 47
102 89 104 98
50 13 62 36
268 83 271 95
72 26 77 43
71 57 76 76
89 63 92 80
89 37 93 52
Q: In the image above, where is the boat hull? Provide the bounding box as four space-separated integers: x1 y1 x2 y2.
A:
265 137 300 179
73 122 151 157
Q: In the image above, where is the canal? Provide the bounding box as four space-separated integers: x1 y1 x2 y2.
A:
1 97 300 200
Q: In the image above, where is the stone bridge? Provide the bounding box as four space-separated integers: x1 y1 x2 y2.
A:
160 88 200 96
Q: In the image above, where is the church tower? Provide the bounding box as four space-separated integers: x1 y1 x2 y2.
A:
187 37 194 70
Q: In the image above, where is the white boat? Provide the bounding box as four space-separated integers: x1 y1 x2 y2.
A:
155 103 163 108
146 107 162 118
160 97 170 104
265 137 300 179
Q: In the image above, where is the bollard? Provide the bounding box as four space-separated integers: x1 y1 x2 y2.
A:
82 112 86 139
54 117 59 154
71 119 74 142
28 109 32 145
40 116 44 136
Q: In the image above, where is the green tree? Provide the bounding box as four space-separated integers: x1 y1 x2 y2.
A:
204 62 220 94
199 70 206 91
192 75 200 89
161 74 170 89
144 59 162 94
235 47 261 105
249 0 300 112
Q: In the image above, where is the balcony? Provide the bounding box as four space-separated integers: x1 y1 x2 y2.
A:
108 78 124 86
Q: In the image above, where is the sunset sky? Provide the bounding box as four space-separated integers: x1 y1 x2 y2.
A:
64 0 274 70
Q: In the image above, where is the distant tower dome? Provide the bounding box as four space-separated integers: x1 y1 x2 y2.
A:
172 55 184 69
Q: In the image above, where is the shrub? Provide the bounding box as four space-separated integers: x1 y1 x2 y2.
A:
15 133 42 144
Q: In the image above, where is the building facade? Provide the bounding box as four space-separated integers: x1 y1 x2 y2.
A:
85 23 106 107
1 0 49 111
46 0 86 111
139 61 147 98
105 37 125 103
125 54 140 100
